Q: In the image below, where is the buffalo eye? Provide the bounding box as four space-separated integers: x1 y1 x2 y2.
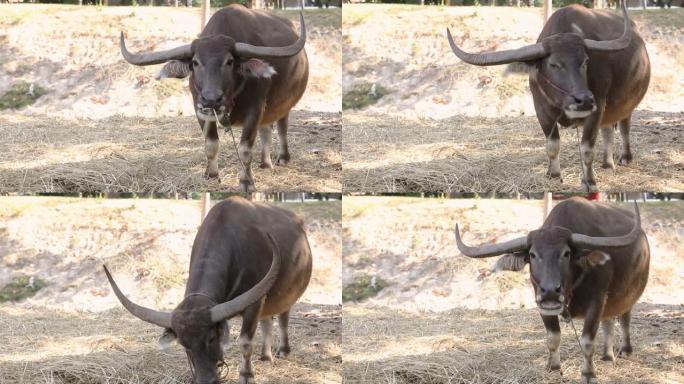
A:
529 252 538 260
549 62 561 69
562 250 571 259
191 59 200 68
224 58 234 67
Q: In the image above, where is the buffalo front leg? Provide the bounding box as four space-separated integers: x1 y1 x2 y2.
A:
601 125 616 170
259 317 274 362
601 319 616 362
259 124 274 169
238 298 264 384
276 310 291 357
579 104 605 193
618 310 633 357
276 114 291 166
202 120 220 180
579 301 605 384
618 115 633 165
237 109 263 193
541 315 562 373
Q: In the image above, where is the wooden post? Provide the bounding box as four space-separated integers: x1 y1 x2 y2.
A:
542 192 552 221
201 0 210 30
200 192 210 224
543 0 552 24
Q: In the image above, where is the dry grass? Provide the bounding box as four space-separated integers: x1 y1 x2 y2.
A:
342 111 684 193
342 196 684 384
0 111 341 193
0 196 342 383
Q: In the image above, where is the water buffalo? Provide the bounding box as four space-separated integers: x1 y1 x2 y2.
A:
120 5 309 192
447 3 650 192
104 196 313 384
454 197 649 383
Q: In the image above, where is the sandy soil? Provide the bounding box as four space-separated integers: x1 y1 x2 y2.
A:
342 5 684 193
0 5 341 193
0 196 342 383
342 196 684 384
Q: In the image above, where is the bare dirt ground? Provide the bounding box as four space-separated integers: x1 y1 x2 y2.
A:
0 196 342 383
0 5 341 193
342 196 684 384
343 5 684 193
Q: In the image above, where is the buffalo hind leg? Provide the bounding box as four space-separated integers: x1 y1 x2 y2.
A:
259 124 274 169
541 315 562 373
276 114 291 166
202 120 220 181
601 319 616 362
238 298 264 384
601 125 616 170
259 317 274 362
276 310 291 357
618 310 633 357
618 115 633 165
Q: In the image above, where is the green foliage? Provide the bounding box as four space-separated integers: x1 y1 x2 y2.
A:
0 81 47 110
343 82 389 110
0 275 47 303
343 274 388 302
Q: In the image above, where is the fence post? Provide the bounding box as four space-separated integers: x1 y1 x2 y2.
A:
200 192 210 224
201 0 210 30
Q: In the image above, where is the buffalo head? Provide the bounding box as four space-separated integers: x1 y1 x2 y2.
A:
103 233 281 384
119 14 306 121
453 202 640 316
446 3 632 120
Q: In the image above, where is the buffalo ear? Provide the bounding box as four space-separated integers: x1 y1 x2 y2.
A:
240 58 277 79
492 252 529 272
575 250 611 269
504 61 537 76
158 328 177 350
156 60 192 80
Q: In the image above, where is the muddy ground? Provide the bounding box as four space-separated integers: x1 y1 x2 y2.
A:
0 5 341 193
0 196 342 383
342 196 684 384
342 5 684 193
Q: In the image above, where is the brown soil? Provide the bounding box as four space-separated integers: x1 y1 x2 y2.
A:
342 196 684 384
0 196 342 383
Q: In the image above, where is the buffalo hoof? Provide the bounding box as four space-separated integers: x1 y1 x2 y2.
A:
601 353 616 362
260 353 274 362
618 153 633 166
259 161 273 169
240 180 256 193
204 170 220 181
276 345 291 358
618 345 633 357
276 153 291 166
601 159 616 170
238 374 256 384
547 363 561 373
581 372 598 384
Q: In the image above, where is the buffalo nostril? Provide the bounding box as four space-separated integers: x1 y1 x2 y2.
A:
554 285 561 293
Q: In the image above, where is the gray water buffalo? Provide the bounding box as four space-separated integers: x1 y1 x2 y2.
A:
120 5 309 192
447 2 650 192
104 196 312 384
454 197 649 383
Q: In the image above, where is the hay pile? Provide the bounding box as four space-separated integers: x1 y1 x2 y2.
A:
342 112 684 193
0 111 341 193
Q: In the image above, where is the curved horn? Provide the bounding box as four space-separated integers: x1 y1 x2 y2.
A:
454 224 529 258
571 201 641 248
210 232 282 323
584 1 631 51
120 31 192 66
446 28 547 66
234 13 306 58
103 265 173 329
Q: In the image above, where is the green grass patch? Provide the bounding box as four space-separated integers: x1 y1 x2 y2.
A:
0 275 47 303
0 81 47 110
343 274 388 302
343 82 389 110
